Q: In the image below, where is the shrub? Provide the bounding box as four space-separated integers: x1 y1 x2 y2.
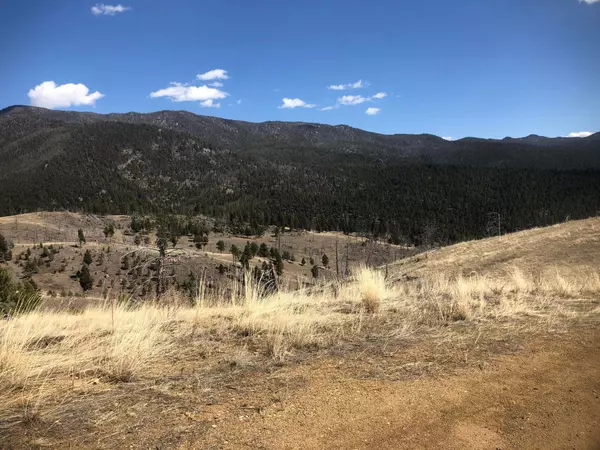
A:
0 267 42 314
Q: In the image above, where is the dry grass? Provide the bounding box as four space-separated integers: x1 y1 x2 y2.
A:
1 263 599 429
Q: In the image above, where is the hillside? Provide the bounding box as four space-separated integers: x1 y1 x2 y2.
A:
1 218 599 449
0 212 405 300
1 106 600 246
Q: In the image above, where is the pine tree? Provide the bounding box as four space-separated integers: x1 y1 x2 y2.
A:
77 229 86 247
83 249 93 265
322 254 329 267
79 264 93 291
216 240 225 252
301 257 306 266
103 224 115 239
274 250 284 276
0 233 8 261
240 252 250 270
258 243 269 257
311 265 319 278
230 244 240 263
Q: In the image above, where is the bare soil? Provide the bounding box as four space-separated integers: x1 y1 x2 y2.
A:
187 326 600 450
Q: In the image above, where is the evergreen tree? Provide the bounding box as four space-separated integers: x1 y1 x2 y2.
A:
258 243 269 257
230 244 240 262
311 265 319 278
83 249 93 265
0 233 8 261
216 240 225 252
77 229 86 247
103 223 115 239
24 258 38 275
322 254 329 267
79 264 93 291
240 252 250 270
301 257 306 266
274 250 284 276
0 267 41 314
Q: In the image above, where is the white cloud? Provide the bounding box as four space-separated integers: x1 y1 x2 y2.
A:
91 4 130 15
338 95 369 105
372 92 387 99
237 99 242 105
197 69 229 81
442 136 454 141
209 81 223 87
279 98 316 109
579 0 600 4
567 131 593 138
328 79 364 90
200 99 220 108
365 107 380 116
150 82 228 103
320 105 338 111
28 81 104 109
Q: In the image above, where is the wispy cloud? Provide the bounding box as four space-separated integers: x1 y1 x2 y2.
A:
200 99 221 108
566 131 593 138
28 81 104 109
150 82 228 106
328 79 365 90
278 98 316 109
197 69 229 81
338 95 369 105
365 107 380 116
91 4 130 15
322 92 388 110
442 136 454 141
237 99 242 105
579 0 600 4
209 81 223 87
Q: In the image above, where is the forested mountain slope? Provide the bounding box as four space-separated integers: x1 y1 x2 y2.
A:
0 105 599 245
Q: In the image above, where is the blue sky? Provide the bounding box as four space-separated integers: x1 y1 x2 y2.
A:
1 0 599 139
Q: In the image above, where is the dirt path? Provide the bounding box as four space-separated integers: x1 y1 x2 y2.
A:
190 328 600 450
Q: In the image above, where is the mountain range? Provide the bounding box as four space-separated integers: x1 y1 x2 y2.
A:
1 105 599 170
0 105 599 244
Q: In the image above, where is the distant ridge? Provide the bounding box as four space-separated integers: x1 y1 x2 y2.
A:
1 105 597 145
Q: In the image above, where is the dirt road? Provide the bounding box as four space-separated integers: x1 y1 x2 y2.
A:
189 328 600 450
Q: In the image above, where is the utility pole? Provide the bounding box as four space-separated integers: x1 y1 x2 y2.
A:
344 242 350 277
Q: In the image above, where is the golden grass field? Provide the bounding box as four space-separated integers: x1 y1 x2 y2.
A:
1 215 600 448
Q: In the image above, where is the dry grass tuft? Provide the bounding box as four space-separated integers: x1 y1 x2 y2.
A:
355 265 386 313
